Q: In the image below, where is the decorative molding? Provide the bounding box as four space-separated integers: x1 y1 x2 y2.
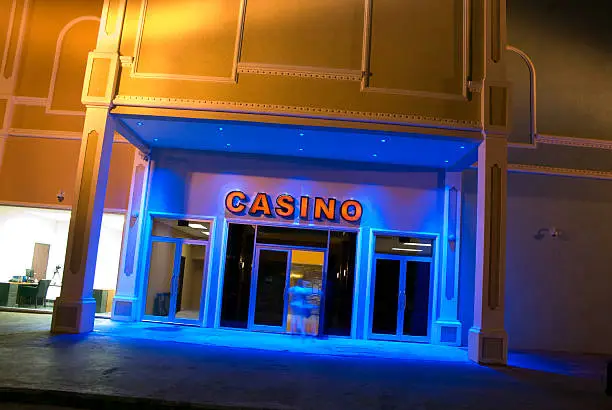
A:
236 63 362 81
82 51 120 107
0 0 29 92
6 127 128 143
1 0 18 79
360 0 471 101
508 164 612 180
506 45 537 144
536 134 612 150
47 16 100 117
119 55 133 68
113 94 481 129
12 96 46 106
131 0 247 84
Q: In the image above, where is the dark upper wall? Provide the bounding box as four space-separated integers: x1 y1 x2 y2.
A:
507 0 612 141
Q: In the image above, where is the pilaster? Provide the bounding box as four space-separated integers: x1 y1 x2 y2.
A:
51 108 116 333
51 0 126 333
112 149 151 321
432 172 462 345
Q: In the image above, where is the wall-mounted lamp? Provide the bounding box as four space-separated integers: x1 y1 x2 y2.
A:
534 227 561 240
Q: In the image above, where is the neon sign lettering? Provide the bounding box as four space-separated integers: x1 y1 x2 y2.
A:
225 191 362 223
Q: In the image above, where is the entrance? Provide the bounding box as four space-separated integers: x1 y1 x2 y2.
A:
249 246 326 335
369 235 434 342
143 218 211 324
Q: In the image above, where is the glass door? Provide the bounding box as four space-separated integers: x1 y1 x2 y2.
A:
249 246 327 335
249 247 290 332
143 237 208 324
370 255 432 341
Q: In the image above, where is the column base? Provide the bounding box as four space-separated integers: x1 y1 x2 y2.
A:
51 297 96 334
111 295 138 322
432 320 462 346
468 327 508 365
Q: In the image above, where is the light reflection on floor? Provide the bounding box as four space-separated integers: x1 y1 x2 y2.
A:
93 319 470 363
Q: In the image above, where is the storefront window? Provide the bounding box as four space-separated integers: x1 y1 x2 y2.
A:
0 205 124 315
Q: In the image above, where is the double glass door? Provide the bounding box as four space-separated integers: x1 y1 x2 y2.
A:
248 246 326 335
143 237 208 324
370 255 432 341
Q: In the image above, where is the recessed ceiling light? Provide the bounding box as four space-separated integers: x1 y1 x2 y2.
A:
202 231 210 235
226 143 231 147
372 153 378 157
444 160 449 163
153 138 158 142
136 121 143 126
298 148 304 151
381 138 387 143
460 146 465 149
219 127 223 131
299 132 304 137
188 223 207 230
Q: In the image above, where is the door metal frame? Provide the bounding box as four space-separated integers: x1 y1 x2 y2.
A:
368 253 433 342
248 244 328 335
142 235 209 325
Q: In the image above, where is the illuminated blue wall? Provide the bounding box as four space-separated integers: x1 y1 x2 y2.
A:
147 149 448 338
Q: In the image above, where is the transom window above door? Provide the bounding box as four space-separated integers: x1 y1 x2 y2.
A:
152 218 211 240
374 235 434 257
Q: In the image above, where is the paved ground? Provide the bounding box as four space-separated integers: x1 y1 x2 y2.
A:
0 311 610 410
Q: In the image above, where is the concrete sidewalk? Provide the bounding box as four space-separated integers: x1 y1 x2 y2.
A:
0 312 610 410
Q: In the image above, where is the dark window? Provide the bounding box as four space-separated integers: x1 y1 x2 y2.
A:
151 218 211 240
375 235 433 257
220 224 255 328
256 225 328 248
323 231 357 336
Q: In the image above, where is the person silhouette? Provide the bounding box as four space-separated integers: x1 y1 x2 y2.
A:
288 279 319 336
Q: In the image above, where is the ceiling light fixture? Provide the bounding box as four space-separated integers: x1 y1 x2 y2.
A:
218 127 223 131
136 121 144 126
391 247 423 252
372 153 378 157
153 138 158 142
299 132 304 137
381 138 387 143
460 146 465 149
188 223 207 230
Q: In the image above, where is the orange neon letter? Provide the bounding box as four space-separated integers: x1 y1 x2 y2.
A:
275 195 295 218
249 193 273 216
314 197 337 221
299 196 310 219
340 200 362 223
225 191 247 213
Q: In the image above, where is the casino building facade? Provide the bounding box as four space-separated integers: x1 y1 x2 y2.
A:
1 0 611 365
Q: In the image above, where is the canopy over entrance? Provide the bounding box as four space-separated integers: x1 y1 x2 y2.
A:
114 114 480 170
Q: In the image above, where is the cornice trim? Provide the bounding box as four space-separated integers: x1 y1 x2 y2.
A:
112 95 481 130
6 127 127 143
236 62 362 81
509 164 612 180
536 134 612 150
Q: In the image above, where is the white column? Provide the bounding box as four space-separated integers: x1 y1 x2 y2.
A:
468 135 508 364
51 0 126 333
111 150 151 321
51 107 115 333
432 172 462 345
